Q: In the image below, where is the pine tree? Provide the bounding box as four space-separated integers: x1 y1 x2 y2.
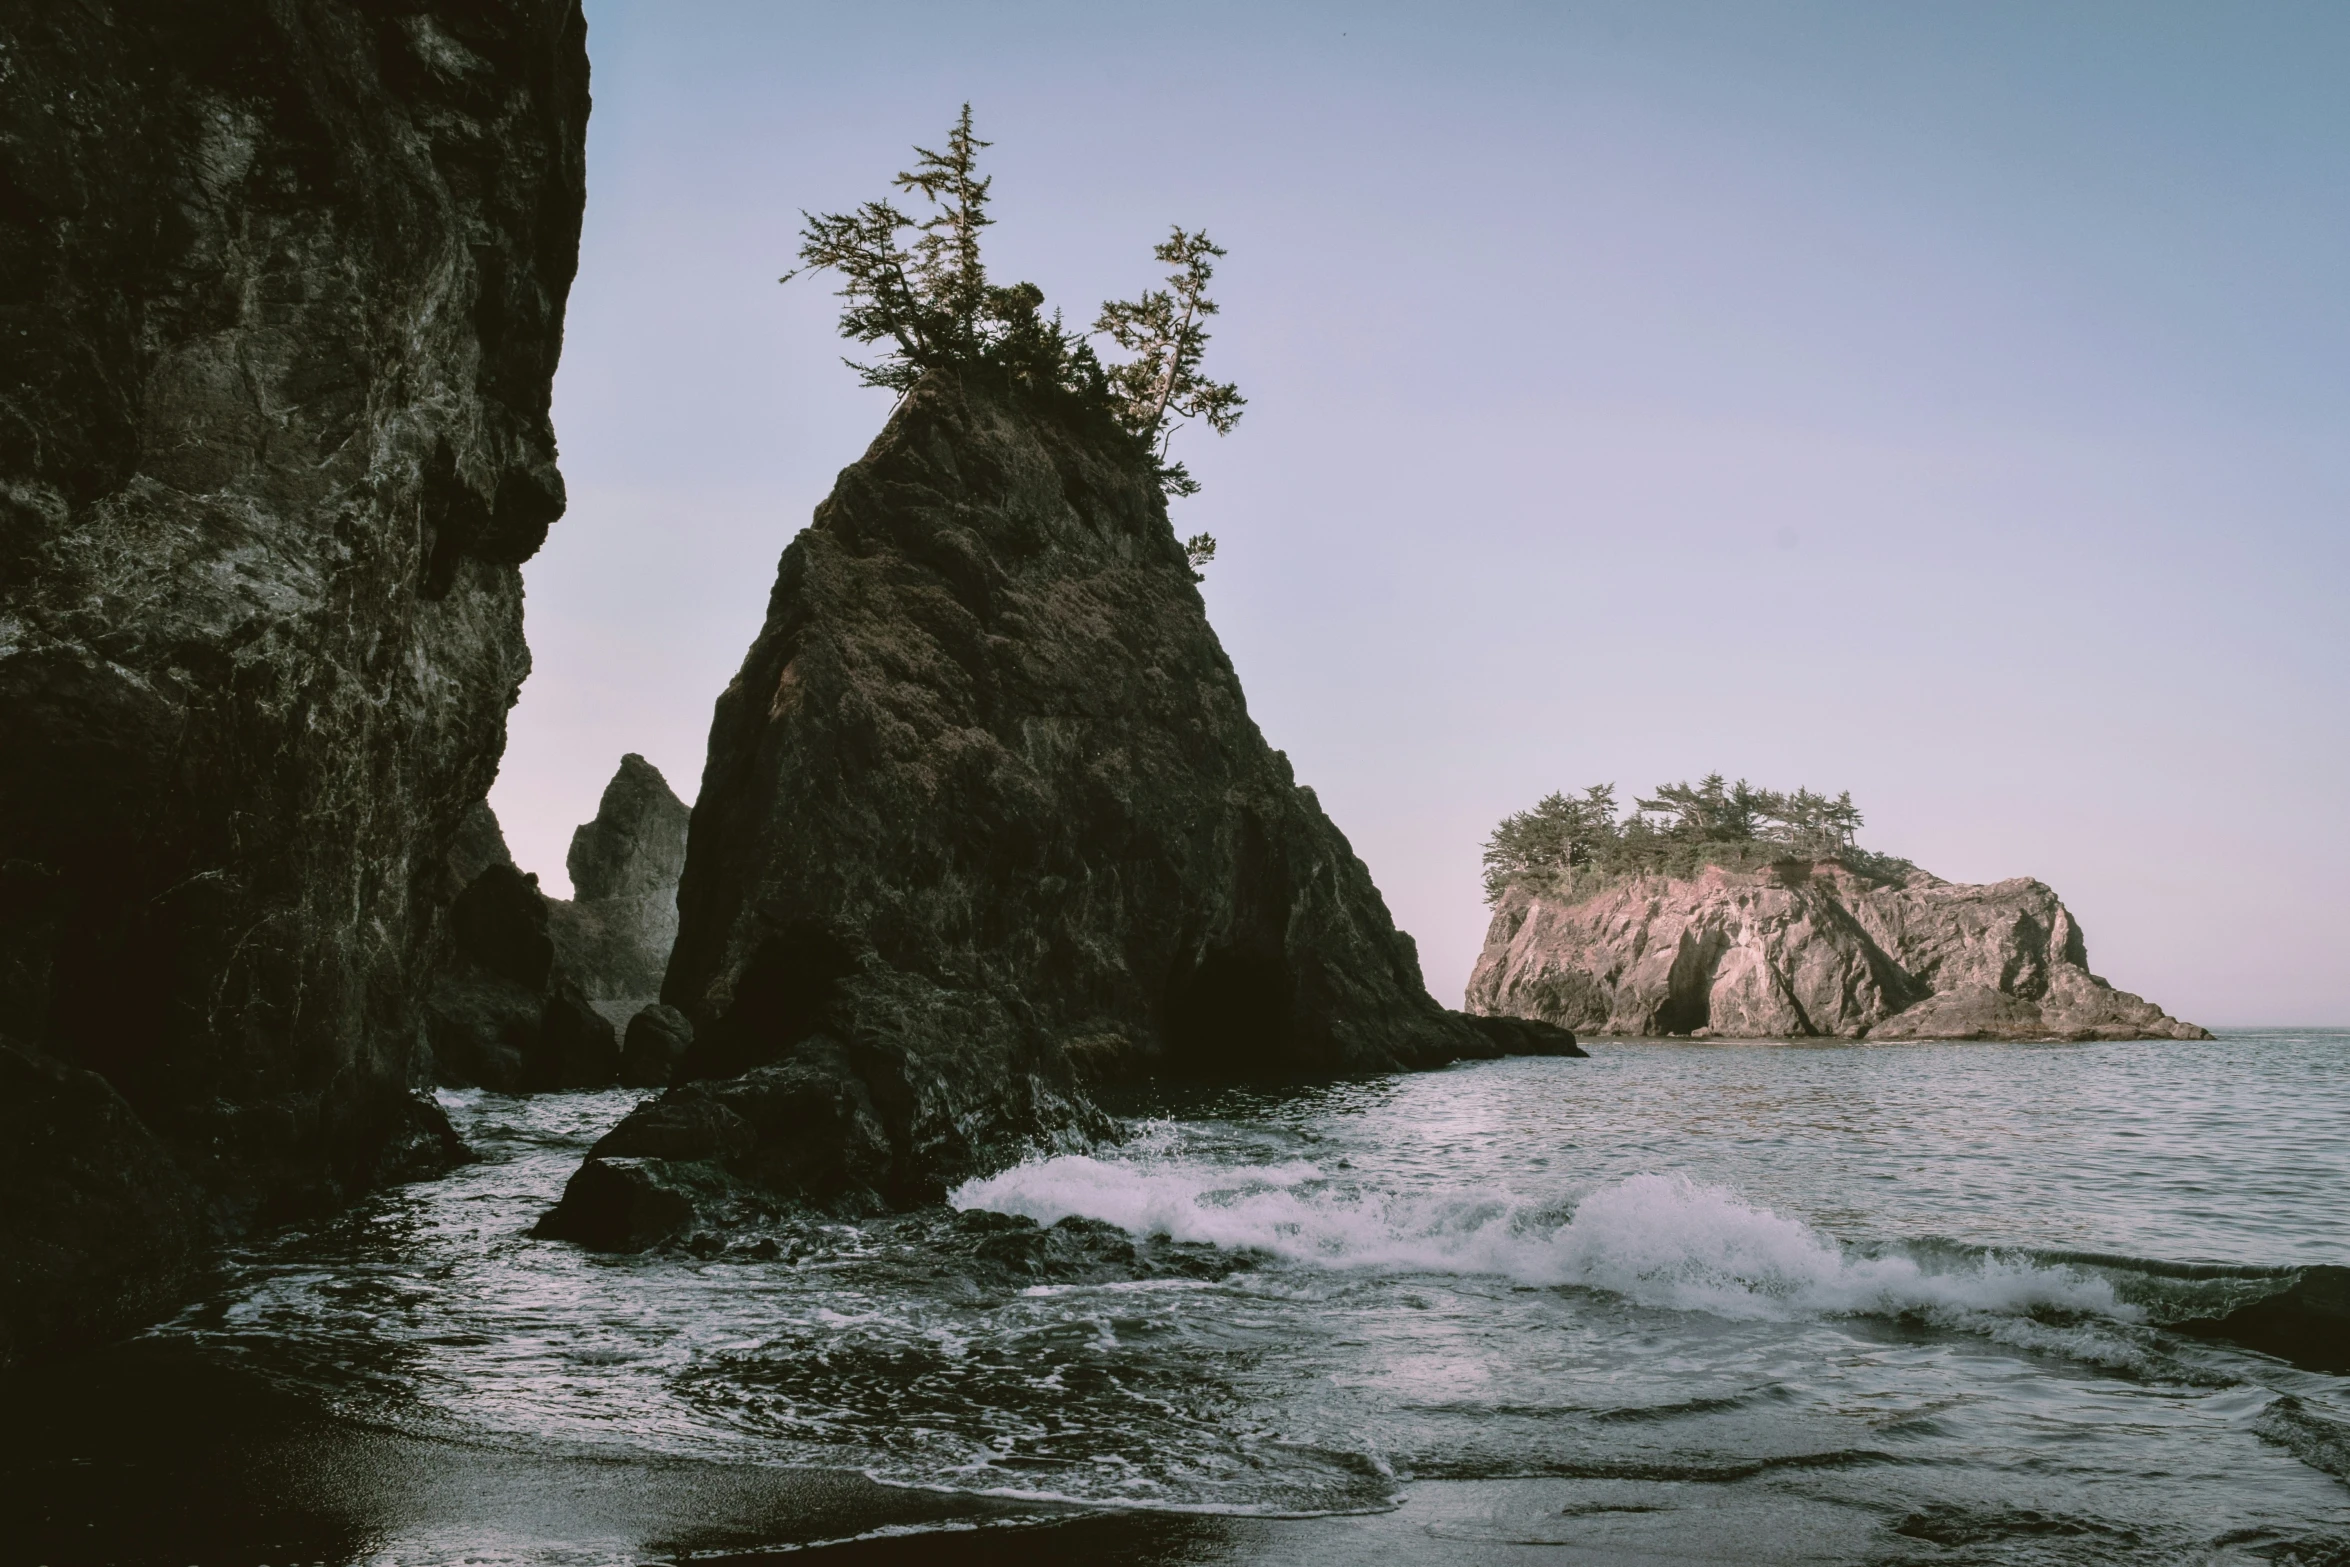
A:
892 105 994 351
1636 774 1764 842
783 105 1068 394
1481 784 1622 901
785 109 1244 508
1482 776 1891 898
1096 228 1247 498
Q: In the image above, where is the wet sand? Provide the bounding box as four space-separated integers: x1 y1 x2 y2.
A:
1 1340 1869 1567
0 1342 1035 1566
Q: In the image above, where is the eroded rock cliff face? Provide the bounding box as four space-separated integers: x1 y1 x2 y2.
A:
544 371 1572 1243
1466 860 2209 1041
0 2 589 1364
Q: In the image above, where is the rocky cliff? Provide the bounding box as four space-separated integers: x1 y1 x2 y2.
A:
1467 859 2209 1041
0 2 589 1365
542 370 1574 1245
547 753 690 1029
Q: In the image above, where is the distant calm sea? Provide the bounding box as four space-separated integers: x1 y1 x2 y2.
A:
50 1030 2350 1563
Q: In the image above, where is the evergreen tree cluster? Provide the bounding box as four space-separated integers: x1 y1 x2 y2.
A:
783 106 1243 507
1481 775 1904 902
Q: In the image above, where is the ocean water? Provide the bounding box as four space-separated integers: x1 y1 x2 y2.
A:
47 1032 2350 1563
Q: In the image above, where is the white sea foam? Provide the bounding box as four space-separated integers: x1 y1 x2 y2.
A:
952 1155 2127 1324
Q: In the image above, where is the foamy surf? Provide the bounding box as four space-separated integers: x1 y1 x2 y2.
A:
951 1155 2127 1325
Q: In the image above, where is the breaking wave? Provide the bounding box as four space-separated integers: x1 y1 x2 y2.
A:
952 1154 2127 1324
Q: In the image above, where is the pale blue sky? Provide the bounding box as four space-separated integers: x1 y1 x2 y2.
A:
494 1 2350 1026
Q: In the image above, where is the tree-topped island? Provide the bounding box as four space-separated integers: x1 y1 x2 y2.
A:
1482 774 1909 901
1468 776 2209 1043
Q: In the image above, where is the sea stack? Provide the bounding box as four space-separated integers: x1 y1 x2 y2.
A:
542 368 1572 1243
547 754 692 1030
425 758 690 1090
0 3 589 1366
1467 859 2211 1041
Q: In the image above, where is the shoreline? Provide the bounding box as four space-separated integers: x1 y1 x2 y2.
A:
0 1339 1883 1567
0 1341 1051 1567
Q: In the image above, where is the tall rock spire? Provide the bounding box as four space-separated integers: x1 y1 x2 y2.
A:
543 368 1572 1244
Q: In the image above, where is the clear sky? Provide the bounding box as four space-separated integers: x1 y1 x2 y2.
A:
492 0 2350 1027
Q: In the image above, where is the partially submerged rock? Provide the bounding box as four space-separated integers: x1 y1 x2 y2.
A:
1455 1013 1586 1057
2180 1266 2350 1376
1467 859 2208 1041
546 755 691 1030
912 1208 1242 1291
0 1 589 1359
545 370 1562 1245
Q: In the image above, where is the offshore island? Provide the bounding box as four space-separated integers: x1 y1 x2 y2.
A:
1467 778 2209 1041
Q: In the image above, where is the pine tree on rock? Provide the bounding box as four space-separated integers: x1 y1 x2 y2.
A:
1096 227 1247 500
782 107 1243 511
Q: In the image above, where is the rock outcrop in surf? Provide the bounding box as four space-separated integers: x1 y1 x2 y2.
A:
542 369 1576 1244
0 1 589 1366
1467 859 2210 1041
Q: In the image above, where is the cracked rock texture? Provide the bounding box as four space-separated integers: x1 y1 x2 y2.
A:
544 371 1572 1243
1466 860 2209 1041
0 1 588 1365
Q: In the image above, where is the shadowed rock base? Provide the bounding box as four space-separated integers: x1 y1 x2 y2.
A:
0 1042 202 1372
621 1003 696 1087
425 841 621 1093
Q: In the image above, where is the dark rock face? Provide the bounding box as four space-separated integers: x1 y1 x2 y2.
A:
546 754 690 1029
567 754 692 909
0 2 589 1361
448 799 520 890
0 1039 204 1371
544 372 1550 1245
620 1002 693 1088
